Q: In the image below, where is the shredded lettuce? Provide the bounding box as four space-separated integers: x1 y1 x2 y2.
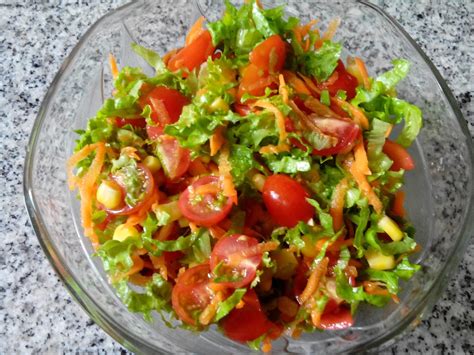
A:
214 288 247 322
365 225 417 255
298 41 342 82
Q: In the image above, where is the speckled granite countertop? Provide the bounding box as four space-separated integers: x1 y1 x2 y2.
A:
0 0 472 353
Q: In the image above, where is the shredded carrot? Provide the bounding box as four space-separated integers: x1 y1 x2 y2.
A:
283 71 311 95
332 97 370 129
150 255 168 280
391 190 406 217
199 291 223 325
149 97 170 123
353 140 371 176
121 146 141 161
346 157 383 214
385 124 393 138
218 145 238 204
253 100 288 145
330 178 349 231
109 53 119 79
279 74 289 104
210 126 226 156
129 273 151 287
209 225 226 239
259 143 290 155
298 257 329 305
354 57 371 90
322 18 340 41
304 96 340 118
261 337 272 353
194 182 221 195
186 16 205 45
126 188 159 226
67 142 106 247
189 222 198 233
155 222 175 241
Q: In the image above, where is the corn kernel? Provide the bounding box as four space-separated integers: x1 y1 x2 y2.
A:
300 235 318 258
143 155 161 173
271 249 298 280
365 248 395 270
96 181 122 209
378 215 404 241
251 173 266 192
209 97 229 113
113 224 140 242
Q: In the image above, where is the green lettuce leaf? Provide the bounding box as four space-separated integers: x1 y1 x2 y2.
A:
214 288 247 321
263 148 311 174
131 43 167 73
96 237 142 274
298 41 342 82
229 144 255 185
115 274 172 321
365 225 417 255
365 118 393 174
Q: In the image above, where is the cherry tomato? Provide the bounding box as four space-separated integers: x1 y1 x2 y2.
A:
233 103 252 116
210 234 261 288
115 117 146 128
171 264 213 325
237 63 278 102
155 135 190 180
383 139 415 171
311 118 361 156
318 305 354 330
106 164 155 216
262 174 314 228
168 30 215 73
146 125 164 140
221 289 273 341
249 35 287 73
139 86 189 125
318 60 359 100
178 175 233 227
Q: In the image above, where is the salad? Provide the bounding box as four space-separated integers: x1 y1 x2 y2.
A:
68 0 423 351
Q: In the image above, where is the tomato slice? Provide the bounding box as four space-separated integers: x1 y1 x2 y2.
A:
115 117 146 128
310 117 361 156
249 35 287 73
318 305 354 330
178 175 233 227
171 264 214 325
233 103 252 116
168 30 215 73
237 63 278 102
146 125 164 140
106 164 154 216
210 234 261 288
155 135 190 180
262 174 314 228
318 60 359 100
383 139 415 171
221 289 273 341
139 86 189 126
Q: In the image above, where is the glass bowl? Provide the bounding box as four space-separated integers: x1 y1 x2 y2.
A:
24 0 474 353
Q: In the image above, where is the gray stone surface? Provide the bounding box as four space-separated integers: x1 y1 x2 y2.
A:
0 0 472 353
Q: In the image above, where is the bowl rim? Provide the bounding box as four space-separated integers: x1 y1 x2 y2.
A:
23 0 474 353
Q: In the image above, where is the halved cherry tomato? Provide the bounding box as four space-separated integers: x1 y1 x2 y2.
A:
221 289 273 341
318 60 359 100
210 234 261 288
146 125 164 140
115 117 146 128
249 35 287 73
171 264 213 325
237 63 278 102
178 175 233 227
311 117 361 156
318 305 354 330
155 135 190 180
262 174 314 228
383 139 415 171
106 164 154 216
233 103 252 116
168 30 215 73
139 86 189 125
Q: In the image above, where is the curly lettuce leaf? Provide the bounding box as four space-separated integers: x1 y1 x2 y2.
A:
298 41 342 82
365 225 417 255
214 288 247 322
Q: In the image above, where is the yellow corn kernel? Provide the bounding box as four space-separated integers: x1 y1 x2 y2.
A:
271 249 298 280
301 235 318 258
143 155 161 173
378 215 404 241
209 97 229 113
365 248 395 270
96 181 122 209
250 173 266 192
113 224 140 242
